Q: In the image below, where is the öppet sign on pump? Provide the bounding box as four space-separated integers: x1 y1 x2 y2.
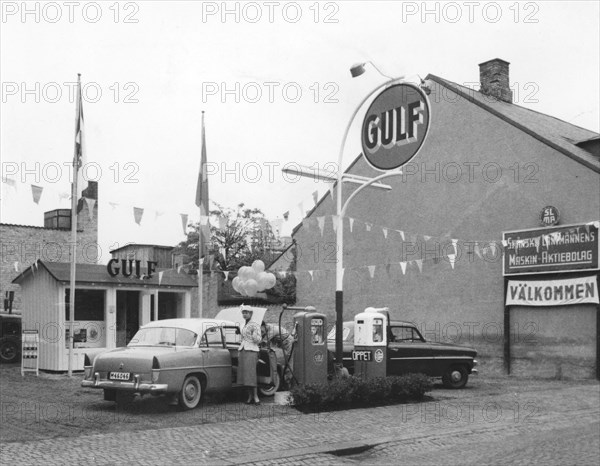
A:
361 82 431 171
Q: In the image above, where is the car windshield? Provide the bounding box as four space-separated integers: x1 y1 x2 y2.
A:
327 325 352 341
128 327 197 347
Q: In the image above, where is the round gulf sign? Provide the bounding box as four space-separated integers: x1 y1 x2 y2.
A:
361 83 430 171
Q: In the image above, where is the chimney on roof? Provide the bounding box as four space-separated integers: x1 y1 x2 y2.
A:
479 58 513 103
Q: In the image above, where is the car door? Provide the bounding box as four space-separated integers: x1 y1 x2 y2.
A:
387 326 436 376
199 326 232 390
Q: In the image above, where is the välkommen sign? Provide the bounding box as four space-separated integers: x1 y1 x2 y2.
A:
503 223 599 276
506 276 599 306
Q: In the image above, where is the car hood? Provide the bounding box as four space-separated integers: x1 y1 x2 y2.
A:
93 346 179 373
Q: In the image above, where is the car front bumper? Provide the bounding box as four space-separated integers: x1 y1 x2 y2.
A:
82 373 168 394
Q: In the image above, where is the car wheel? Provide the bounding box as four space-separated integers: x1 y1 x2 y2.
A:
258 369 280 397
442 365 469 389
179 375 202 410
0 339 19 364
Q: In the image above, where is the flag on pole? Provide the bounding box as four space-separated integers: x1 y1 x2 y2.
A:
74 76 87 199
195 112 210 257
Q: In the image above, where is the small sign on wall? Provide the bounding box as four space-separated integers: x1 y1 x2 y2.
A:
21 330 39 376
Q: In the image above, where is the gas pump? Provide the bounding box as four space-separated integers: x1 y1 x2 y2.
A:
353 307 388 379
292 310 328 385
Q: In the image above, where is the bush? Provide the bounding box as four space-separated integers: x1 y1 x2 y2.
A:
290 373 433 412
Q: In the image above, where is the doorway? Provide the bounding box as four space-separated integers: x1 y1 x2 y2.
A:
116 291 140 347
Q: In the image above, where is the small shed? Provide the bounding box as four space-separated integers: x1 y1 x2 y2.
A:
12 260 197 371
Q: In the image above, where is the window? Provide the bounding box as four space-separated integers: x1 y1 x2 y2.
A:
200 326 224 348
390 326 420 342
65 289 105 321
128 327 197 347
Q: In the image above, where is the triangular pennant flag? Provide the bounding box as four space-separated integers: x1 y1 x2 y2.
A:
31 185 43 204
367 265 376 279
2 177 17 190
328 181 335 201
332 215 339 233
365 223 372 232
283 211 289 221
382 228 388 239
400 261 407 275
308 270 314 281
312 190 319 205
448 253 456 269
424 235 431 241
158 271 164 286
177 265 183 273
199 257 205 265
399 230 405 241
14 261 19 272
349 217 354 233
180 214 189 235
85 198 96 220
133 207 144 225
109 202 119 211
317 216 325 236
474 243 482 259
415 259 423 273
451 239 458 256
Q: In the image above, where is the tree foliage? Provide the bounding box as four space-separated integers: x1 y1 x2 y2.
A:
175 203 281 272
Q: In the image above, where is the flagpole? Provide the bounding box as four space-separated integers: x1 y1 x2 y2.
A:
68 73 81 376
198 111 205 318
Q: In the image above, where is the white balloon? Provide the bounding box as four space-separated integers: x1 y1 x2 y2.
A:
256 272 269 291
265 273 277 289
238 266 252 281
232 276 241 293
252 260 265 274
245 279 258 296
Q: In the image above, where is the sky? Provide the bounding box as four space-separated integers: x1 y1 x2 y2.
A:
1 1 599 263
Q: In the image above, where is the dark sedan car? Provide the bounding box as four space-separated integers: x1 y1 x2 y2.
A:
0 313 21 364
328 321 478 388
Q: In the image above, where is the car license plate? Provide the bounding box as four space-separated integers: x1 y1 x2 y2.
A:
352 350 372 361
109 372 131 381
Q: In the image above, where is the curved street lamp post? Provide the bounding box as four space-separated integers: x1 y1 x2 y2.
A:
283 62 410 372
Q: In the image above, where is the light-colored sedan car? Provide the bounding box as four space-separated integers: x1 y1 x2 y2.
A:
82 308 283 409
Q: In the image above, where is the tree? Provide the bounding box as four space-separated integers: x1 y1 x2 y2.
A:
174 203 281 273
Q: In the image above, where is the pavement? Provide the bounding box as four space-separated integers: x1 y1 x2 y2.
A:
1 380 599 465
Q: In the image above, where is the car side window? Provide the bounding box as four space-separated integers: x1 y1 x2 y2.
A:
390 327 419 342
200 326 224 348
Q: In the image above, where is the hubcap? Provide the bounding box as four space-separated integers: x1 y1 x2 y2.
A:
185 383 197 401
451 371 461 382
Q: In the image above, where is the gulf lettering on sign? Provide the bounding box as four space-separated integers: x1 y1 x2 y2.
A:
361 83 430 171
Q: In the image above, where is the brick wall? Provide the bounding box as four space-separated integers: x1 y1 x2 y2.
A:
1 189 99 313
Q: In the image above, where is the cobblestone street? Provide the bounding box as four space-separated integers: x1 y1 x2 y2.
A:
2 377 598 465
